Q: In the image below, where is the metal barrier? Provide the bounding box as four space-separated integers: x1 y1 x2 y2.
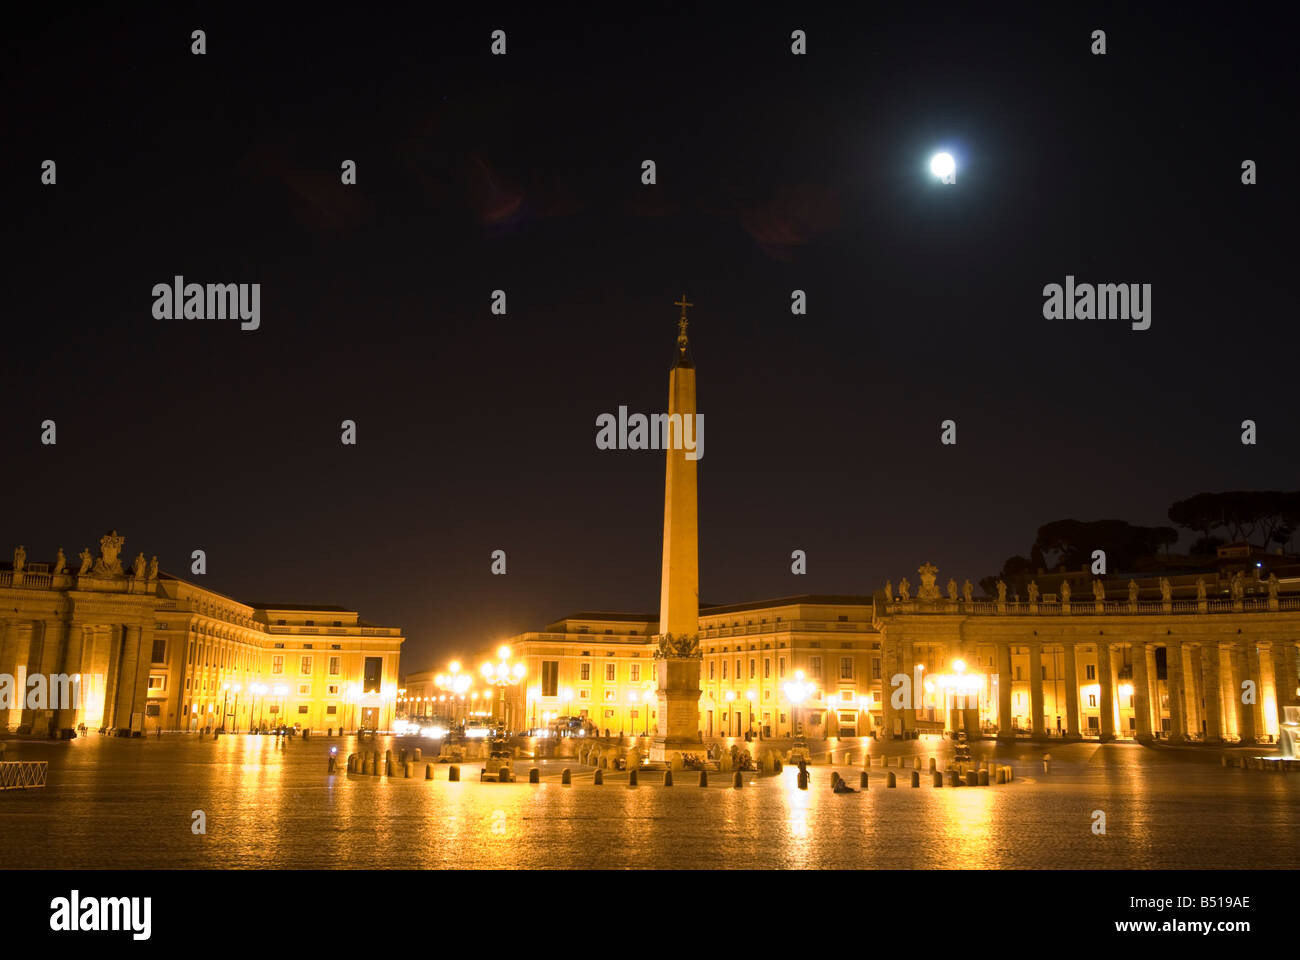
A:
0 761 48 790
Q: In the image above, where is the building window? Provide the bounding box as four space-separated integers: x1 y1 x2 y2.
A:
327 684 339 695
151 639 167 664
300 656 313 675
1041 665 1047 680
779 657 786 678
735 659 741 679
580 663 591 681
331 644 341 650
298 705 309 714
329 656 340 676
810 656 822 677
298 683 311 695
1015 666 1022 681
303 643 313 650
278 619 287 626
148 675 166 691
604 709 615 718
630 664 641 683
326 705 337 715
764 658 771 679
604 690 616 702
305 620 314 627
605 663 616 682
872 658 881 680
363 657 382 693
1086 664 1096 680
272 655 284 675
1088 693 1097 707
722 661 728 679
542 661 559 697
579 689 590 700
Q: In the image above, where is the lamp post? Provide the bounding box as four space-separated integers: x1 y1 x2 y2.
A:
480 646 525 734
220 683 231 733
725 690 736 737
745 690 755 738
642 680 655 736
274 683 288 732
782 670 812 739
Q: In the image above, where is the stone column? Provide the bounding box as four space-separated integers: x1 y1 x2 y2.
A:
1271 642 1298 735
1096 641 1115 742
996 641 1014 741
1245 640 1264 742
22 619 66 735
56 623 87 734
1200 642 1223 744
1184 642 1203 739
1145 643 1160 735
880 635 896 739
1062 641 1081 739
1165 638 1187 743
1232 640 1257 745
900 639 915 735
0 620 27 730
1131 641 1153 743
1028 642 1045 739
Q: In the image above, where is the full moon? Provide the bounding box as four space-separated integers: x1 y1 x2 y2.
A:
930 152 955 178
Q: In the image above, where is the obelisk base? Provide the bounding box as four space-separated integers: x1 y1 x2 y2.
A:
650 654 702 762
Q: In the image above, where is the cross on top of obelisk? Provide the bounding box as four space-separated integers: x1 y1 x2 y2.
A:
674 294 693 352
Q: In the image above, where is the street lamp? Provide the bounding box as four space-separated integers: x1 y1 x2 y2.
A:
221 683 231 733
480 646 525 734
642 679 655 736
782 670 813 738
273 683 288 731
725 690 736 737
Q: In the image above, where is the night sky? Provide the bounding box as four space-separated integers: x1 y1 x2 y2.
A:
3 5 1295 670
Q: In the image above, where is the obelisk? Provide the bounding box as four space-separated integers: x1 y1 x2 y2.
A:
651 295 703 764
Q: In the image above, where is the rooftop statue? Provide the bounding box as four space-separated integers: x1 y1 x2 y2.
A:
1027 581 1039 603
53 548 66 575
92 529 126 577
1060 580 1071 603
1128 580 1139 603
1092 580 1105 602
1196 578 1207 601
962 579 973 603
1160 577 1172 603
898 577 911 601
917 562 940 601
996 580 1007 603
12 545 26 573
947 578 958 601
78 548 92 575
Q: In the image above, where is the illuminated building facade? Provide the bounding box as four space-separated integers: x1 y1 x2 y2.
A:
0 531 403 736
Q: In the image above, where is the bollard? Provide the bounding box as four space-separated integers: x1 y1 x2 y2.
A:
860 771 869 789
404 760 413 778
664 769 673 787
628 769 639 787
929 757 937 772
1005 765 1013 782
773 759 782 773
385 749 392 765
362 757 373 775
1042 753 1052 774
385 759 394 777
979 769 989 786
996 767 1007 784
911 771 920 788
699 770 709 787
933 770 943 787
529 767 540 783
399 748 408 764
845 752 852 765
733 771 743 789
347 753 356 772
1220 755 1228 768
497 766 510 783
914 757 922 771
413 748 421 762
449 765 460 782
797 770 809 790
328 755 337 773
425 763 434 780
594 769 604 785
373 750 382 770
965 770 978 787
947 770 959 787
887 771 897 788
